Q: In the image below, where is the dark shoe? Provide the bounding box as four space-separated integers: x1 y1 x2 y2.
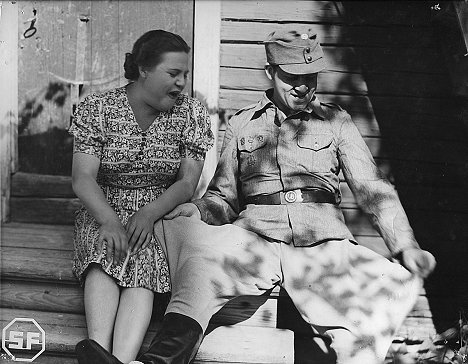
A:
75 339 123 364
137 313 203 364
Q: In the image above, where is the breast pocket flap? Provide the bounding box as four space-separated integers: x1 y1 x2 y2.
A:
297 133 333 151
238 134 267 152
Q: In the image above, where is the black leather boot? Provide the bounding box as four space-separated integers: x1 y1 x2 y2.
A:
137 312 204 364
75 338 122 364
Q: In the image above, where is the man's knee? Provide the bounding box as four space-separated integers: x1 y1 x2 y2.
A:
324 328 383 364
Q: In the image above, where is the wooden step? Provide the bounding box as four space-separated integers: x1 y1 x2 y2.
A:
0 306 437 364
1 246 75 282
11 172 75 198
0 308 296 364
0 354 78 364
0 277 436 340
10 197 81 225
1 222 437 337
0 280 84 314
1 222 74 250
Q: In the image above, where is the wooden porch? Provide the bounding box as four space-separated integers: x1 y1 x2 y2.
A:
1 1 468 363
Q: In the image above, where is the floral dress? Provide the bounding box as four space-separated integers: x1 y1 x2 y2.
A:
68 86 214 292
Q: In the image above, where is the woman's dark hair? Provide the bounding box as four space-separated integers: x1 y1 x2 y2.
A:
124 29 190 81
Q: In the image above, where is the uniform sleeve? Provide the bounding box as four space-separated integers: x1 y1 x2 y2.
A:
180 99 215 160
68 95 106 159
192 113 243 225
337 111 420 256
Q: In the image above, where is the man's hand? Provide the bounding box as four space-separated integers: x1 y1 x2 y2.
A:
400 248 436 279
164 203 201 220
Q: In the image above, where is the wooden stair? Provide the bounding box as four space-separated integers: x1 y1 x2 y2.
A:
0 221 298 363
0 173 437 363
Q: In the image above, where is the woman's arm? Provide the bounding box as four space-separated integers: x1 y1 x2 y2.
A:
126 157 205 254
72 152 128 264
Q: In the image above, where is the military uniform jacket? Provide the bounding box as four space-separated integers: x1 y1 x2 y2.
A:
193 90 419 255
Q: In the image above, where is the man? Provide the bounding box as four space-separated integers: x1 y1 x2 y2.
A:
77 28 436 364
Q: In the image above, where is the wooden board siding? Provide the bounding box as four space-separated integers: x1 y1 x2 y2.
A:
0 1 19 223
16 0 194 175
193 0 222 197
218 0 468 338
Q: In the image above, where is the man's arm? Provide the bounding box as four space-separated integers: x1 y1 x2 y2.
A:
166 113 244 225
337 111 435 277
191 114 244 225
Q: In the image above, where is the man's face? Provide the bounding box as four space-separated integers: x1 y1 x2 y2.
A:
266 66 318 115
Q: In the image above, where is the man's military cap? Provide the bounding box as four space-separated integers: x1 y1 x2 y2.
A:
264 28 327 75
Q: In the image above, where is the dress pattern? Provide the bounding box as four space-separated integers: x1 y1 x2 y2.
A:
68 86 214 292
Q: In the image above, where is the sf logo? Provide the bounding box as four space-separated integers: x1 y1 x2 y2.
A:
2 318 45 362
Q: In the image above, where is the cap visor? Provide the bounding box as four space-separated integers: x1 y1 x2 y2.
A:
278 58 327 75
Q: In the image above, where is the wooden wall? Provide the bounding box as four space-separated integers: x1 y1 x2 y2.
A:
218 0 468 334
0 1 19 223
16 0 194 175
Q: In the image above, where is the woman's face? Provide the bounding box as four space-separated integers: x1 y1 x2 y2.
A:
140 51 189 112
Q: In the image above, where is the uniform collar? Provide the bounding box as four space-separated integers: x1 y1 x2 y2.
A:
252 89 325 120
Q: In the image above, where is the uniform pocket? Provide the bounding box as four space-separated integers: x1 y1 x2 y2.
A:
237 133 272 176
238 134 267 152
296 133 336 172
297 133 333 151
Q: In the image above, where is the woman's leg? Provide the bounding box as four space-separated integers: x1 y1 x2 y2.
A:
112 287 154 363
84 264 120 351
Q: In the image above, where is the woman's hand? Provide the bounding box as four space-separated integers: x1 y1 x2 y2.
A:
401 248 436 279
126 206 156 255
72 153 130 265
98 219 129 265
164 203 201 219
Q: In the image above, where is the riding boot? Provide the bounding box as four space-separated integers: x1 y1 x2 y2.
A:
137 312 204 364
75 339 122 364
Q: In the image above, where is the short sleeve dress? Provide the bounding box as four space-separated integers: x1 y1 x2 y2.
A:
68 86 214 293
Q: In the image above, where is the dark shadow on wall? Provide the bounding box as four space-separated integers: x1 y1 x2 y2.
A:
18 81 73 175
339 0 468 334
18 127 73 175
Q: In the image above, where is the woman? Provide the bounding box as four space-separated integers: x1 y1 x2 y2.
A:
69 29 213 363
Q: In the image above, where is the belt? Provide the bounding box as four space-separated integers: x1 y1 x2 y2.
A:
245 189 340 205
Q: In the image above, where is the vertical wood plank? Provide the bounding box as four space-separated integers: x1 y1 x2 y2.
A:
87 1 120 94
454 0 468 53
0 1 19 222
193 0 221 198
117 0 194 91
70 2 91 120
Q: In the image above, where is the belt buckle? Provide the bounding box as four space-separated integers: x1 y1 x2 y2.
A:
281 189 303 204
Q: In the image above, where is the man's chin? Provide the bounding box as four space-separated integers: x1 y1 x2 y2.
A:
288 101 309 111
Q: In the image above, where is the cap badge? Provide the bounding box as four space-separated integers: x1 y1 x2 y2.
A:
300 33 308 40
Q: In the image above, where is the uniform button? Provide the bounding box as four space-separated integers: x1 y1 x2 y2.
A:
305 47 310 53
307 56 313 62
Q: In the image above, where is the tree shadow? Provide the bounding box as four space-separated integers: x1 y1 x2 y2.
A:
18 81 73 175
338 0 468 334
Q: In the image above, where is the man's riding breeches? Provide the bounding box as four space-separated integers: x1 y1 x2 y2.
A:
154 217 421 363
